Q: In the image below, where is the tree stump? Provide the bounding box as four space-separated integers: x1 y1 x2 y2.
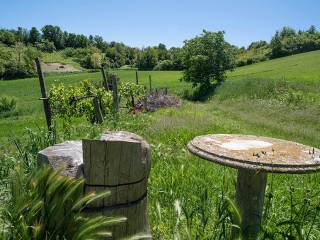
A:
37 131 151 239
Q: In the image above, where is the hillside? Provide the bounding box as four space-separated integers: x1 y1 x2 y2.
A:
228 50 320 82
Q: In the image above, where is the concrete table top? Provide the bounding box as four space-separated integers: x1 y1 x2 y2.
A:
188 134 320 173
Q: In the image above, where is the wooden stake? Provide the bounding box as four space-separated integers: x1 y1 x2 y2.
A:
101 67 109 90
135 71 139 85
92 97 103 124
35 57 53 132
111 75 119 111
149 75 152 92
130 91 135 108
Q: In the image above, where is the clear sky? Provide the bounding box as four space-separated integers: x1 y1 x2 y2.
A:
0 0 319 48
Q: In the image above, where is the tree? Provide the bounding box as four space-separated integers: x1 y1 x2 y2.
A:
307 25 317 34
0 30 17 46
182 30 235 93
29 27 40 44
41 25 65 49
157 43 169 61
136 47 158 70
279 26 296 38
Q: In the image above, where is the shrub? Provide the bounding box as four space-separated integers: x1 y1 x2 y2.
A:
35 39 56 53
0 44 40 80
49 80 113 126
0 97 16 113
153 60 174 70
119 81 146 109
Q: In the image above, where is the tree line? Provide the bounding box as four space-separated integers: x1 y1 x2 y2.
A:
0 25 319 80
0 25 184 76
235 25 320 66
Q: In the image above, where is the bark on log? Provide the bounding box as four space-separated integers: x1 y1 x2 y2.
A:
37 131 151 239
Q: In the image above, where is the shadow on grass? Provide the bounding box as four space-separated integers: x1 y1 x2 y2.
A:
181 83 221 102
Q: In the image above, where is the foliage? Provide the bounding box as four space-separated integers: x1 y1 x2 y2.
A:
0 165 125 239
0 97 16 114
136 47 158 70
182 30 235 94
49 80 113 128
270 27 320 58
119 82 146 108
153 60 175 70
79 47 104 69
49 78 146 129
0 43 40 80
35 39 56 53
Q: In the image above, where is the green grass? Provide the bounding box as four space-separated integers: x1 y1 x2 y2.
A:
228 50 320 82
41 51 82 69
1 51 320 239
0 70 186 146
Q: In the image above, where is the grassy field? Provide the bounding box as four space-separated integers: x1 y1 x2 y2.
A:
229 50 320 82
1 51 320 239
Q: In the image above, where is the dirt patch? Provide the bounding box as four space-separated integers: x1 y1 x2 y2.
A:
42 63 80 73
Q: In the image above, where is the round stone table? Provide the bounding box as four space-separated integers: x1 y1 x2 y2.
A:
187 134 320 239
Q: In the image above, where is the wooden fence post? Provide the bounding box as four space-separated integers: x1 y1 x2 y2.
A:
111 75 119 112
101 67 110 90
164 87 168 95
148 75 152 92
130 91 135 109
35 57 53 132
135 71 139 85
92 97 104 124
83 131 152 239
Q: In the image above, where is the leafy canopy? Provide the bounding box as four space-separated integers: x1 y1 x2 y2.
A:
182 30 235 92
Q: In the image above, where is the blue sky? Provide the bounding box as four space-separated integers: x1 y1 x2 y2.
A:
0 0 319 48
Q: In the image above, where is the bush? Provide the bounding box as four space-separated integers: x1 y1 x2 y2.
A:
0 44 40 80
35 39 56 53
0 97 16 113
153 60 174 70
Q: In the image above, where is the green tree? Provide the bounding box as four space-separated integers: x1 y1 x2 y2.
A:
279 26 296 38
182 30 235 93
41 25 65 49
136 47 158 70
0 30 16 46
307 25 317 34
29 27 41 44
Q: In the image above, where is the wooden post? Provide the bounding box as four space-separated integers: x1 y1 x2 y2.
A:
148 75 152 92
130 91 135 108
92 97 103 124
101 67 110 90
35 57 53 132
83 131 152 239
135 71 139 85
233 169 267 240
111 75 119 112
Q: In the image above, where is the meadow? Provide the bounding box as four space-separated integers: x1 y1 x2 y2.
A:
1 50 320 239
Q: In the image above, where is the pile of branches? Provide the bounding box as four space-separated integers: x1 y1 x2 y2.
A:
135 90 180 112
